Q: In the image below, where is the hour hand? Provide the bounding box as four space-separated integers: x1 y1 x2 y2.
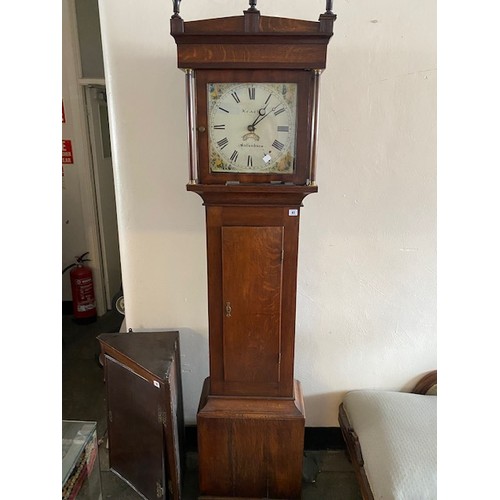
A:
250 101 283 130
248 105 268 130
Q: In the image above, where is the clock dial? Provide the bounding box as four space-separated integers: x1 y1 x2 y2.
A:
207 82 297 174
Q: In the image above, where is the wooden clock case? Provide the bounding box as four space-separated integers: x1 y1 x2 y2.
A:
171 3 335 499
194 69 314 185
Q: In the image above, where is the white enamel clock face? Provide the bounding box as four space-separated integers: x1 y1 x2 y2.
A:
207 82 297 174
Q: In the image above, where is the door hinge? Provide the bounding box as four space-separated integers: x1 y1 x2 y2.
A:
156 481 164 498
158 409 167 425
108 410 113 422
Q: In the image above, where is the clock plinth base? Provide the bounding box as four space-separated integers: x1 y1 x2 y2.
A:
197 378 305 500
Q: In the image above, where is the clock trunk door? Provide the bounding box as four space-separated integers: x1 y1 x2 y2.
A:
221 225 284 395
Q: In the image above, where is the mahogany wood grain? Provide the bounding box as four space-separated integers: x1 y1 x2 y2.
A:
171 12 335 71
204 204 302 398
98 331 185 500
171 6 335 498
339 403 374 500
412 369 437 395
193 69 314 186
105 357 165 500
197 378 305 500
221 226 283 386
186 183 317 206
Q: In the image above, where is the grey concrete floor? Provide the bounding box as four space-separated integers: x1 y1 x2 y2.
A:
62 310 362 499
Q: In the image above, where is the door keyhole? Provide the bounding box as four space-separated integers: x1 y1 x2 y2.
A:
225 301 232 317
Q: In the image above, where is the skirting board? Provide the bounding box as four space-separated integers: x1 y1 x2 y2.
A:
184 425 345 452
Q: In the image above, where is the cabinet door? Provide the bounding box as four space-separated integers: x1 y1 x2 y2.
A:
206 206 300 397
221 225 284 394
106 356 166 499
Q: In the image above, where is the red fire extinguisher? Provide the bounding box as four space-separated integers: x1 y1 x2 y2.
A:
63 252 97 323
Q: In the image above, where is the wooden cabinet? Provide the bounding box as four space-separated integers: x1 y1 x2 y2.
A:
97 331 185 500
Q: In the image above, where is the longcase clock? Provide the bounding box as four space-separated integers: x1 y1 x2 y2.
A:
171 2 336 498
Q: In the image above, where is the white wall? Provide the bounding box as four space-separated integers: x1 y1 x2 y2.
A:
98 0 436 426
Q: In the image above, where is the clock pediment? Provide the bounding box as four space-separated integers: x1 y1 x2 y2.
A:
171 7 335 70
179 14 328 35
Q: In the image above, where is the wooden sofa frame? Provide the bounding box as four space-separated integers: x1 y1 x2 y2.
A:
338 370 437 500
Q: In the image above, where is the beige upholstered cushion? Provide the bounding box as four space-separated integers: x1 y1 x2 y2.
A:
343 390 436 500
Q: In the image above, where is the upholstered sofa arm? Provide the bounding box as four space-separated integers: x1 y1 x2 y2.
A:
339 371 437 500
